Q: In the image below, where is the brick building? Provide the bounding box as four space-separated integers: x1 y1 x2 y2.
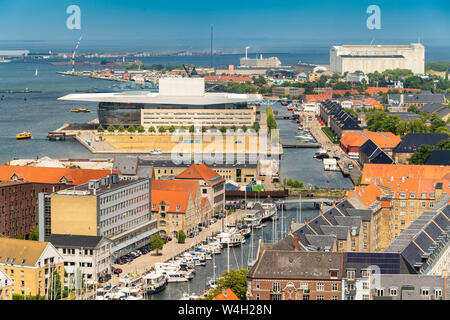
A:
0 182 68 239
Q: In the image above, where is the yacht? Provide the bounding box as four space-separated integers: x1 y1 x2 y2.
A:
165 270 189 283
180 292 200 300
119 274 142 289
216 229 244 248
149 149 163 155
142 271 168 295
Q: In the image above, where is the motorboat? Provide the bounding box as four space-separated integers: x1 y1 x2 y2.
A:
216 229 244 248
142 271 168 295
180 292 200 300
71 108 91 113
165 270 189 283
119 274 142 289
16 132 32 140
149 149 163 155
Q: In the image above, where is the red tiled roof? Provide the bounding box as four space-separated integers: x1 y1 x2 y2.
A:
152 179 199 200
0 165 117 186
365 87 421 95
151 189 192 213
204 76 253 83
213 288 240 300
176 163 225 186
340 132 401 150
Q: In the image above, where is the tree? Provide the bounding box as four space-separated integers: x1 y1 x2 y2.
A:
48 270 62 300
177 230 186 244
30 225 39 241
409 144 435 164
148 126 156 133
189 125 195 133
230 125 237 132
251 123 260 132
150 233 164 255
107 125 116 133
158 126 166 133
437 139 450 149
168 125 176 133
127 125 136 133
220 126 227 133
241 125 248 133
97 125 104 133
137 125 145 133
203 268 248 300
118 125 125 133
201 126 207 133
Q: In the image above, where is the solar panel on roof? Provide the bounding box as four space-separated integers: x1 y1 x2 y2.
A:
433 213 449 230
414 232 433 252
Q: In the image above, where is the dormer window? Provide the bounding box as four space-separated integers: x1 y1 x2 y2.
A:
430 192 435 200
329 270 338 279
399 192 406 199
410 192 415 199
421 192 427 199
176 205 181 211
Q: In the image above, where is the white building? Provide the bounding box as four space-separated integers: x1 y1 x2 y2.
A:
240 55 281 68
49 234 113 284
0 269 13 300
330 43 425 75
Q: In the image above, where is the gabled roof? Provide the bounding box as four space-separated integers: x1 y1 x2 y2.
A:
359 139 395 164
175 163 225 186
393 133 449 153
248 250 342 280
341 132 401 150
151 189 192 213
213 288 240 300
0 165 116 186
424 150 450 166
152 179 199 200
0 238 51 267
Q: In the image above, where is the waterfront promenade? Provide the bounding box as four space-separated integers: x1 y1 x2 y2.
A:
109 208 246 285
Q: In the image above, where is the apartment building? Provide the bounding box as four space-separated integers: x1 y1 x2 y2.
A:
0 181 68 239
151 179 212 237
50 174 158 258
247 250 343 301
347 164 449 251
392 133 449 164
0 269 13 300
0 238 64 297
48 234 113 284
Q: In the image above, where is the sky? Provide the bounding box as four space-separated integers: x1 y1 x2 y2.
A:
0 0 449 52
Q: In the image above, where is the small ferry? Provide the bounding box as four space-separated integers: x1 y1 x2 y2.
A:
16 132 32 140
142 272 168 295
71 108 91 113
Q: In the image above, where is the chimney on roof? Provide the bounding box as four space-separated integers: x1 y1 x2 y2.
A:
294 233 299 251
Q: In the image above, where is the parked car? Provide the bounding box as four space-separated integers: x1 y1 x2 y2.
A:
348 163 354 169
113 268 123 275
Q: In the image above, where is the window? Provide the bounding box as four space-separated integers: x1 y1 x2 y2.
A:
361 269 371 278
362 294 370 300
332 283 338 291
422 202 426 208
389 288 398 296
176 205 181 211
347 270 355 280
332 295 338 300
421 288 430 297
271 294 281 300
316 295 324 300
272 282 280 292
316 283 325 291
430 192 435 199
410 192 415 199
434 288 443 299
255 294 260 300
421 192 427 199
329 270 338 279
376 288 384 297
20 271 24 277
400 202 406 207
255 282 260 289
399 192 406 199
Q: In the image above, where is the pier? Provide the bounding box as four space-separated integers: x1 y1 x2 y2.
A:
47 132 66 141
281 142 321 148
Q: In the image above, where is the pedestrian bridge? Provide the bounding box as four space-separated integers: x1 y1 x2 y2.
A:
275 198 337 204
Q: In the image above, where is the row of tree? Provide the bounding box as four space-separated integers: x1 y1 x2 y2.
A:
98 124 260 134
266 107 277 130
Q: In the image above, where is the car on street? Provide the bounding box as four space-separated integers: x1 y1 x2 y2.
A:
113 268 123 275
